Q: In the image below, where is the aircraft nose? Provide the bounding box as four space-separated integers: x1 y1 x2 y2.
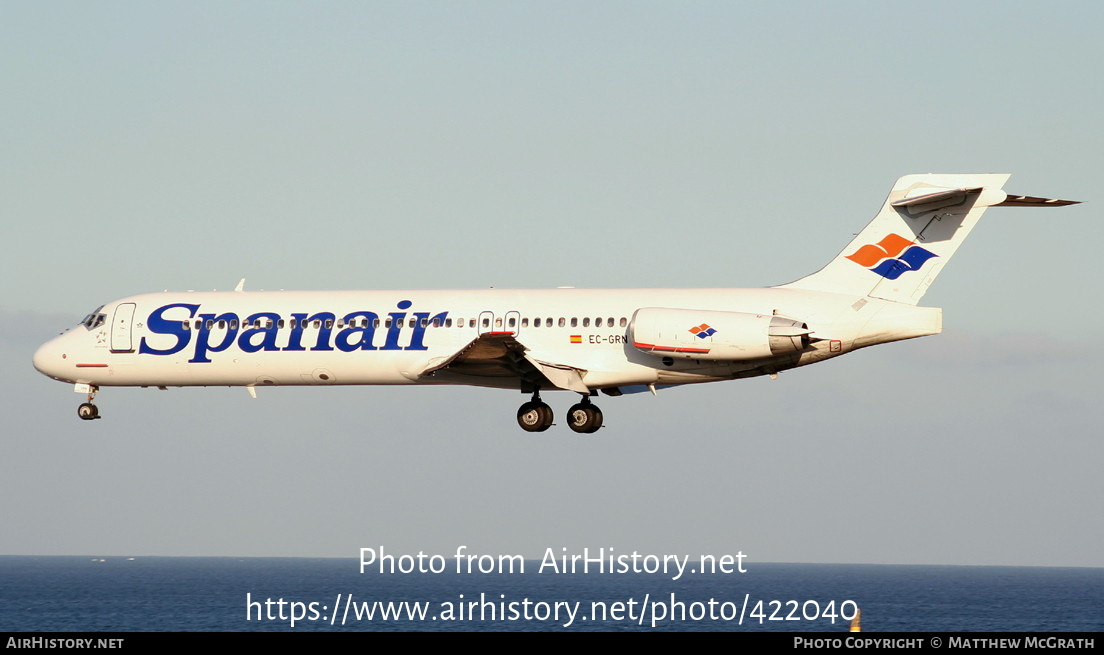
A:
33 337 69 380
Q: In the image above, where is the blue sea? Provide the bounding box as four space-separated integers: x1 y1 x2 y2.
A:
1 557 1101 632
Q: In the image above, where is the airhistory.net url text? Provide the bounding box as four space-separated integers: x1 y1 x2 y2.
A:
245 592 857 628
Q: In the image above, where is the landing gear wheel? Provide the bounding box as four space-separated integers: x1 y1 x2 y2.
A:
566 402 603 433
77 403 100 421
517 401 554 432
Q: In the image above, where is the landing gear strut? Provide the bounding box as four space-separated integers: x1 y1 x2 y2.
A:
77 386 101 421
566 396 603 434
516 392 554 432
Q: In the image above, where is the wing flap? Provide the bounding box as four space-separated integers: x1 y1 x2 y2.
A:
411 333 589 393
522 357 590 394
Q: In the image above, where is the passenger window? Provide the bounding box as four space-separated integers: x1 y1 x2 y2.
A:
521 318 528 328
558 317 565 327
230 319 238 330
582 317 590 327
182 321 190 331
508 317 516 328
482 318 490 328
570 317 578 328
620 317 627 327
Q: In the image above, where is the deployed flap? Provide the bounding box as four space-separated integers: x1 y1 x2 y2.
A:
522 356 590 394
412 332 589 393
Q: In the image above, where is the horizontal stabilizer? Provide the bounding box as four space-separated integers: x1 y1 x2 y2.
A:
891 187 986 215
996 194 1080 207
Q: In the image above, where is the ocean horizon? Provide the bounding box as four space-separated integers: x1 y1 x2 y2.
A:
1 556 1100 632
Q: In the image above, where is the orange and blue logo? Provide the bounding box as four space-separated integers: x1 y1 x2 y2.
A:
689 323 716 339
846 233 937 280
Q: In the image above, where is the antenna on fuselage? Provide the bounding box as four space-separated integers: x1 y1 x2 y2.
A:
234 278 246 292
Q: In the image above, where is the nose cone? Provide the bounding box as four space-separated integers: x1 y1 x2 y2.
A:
33 336 72 382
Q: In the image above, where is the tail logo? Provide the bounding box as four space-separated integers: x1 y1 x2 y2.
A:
689 324 717 339
846 233 937 280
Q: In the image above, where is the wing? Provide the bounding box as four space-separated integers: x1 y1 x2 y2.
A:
405 332 590 393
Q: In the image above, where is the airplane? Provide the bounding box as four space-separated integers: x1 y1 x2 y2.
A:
32 174 1077 433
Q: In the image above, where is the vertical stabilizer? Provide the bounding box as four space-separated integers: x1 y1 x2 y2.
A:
780 174 1012 305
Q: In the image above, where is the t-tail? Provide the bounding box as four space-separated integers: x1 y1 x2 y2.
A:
780 174 1078 305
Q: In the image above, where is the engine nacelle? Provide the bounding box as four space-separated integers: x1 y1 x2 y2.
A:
630 307 811 361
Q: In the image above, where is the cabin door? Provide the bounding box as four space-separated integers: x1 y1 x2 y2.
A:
110 303 136 352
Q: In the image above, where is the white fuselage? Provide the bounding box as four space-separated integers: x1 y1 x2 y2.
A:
32 286 941 393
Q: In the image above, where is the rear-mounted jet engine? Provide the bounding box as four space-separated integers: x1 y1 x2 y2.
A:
630 308 811 361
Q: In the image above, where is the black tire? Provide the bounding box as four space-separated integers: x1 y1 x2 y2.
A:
77 403 98 421
584 405 603 433
567 403 602 433
535 403 554 431
517 402 545 432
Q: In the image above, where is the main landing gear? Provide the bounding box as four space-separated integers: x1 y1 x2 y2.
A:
516 393 604 433
77 386 101 421
566 396 603 434
517 392 554 432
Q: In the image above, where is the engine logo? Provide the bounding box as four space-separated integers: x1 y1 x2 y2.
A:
689 324 716 339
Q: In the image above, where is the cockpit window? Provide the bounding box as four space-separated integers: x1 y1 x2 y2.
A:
80 306 107 330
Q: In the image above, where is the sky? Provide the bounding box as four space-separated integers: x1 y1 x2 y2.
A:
1 1 1102 569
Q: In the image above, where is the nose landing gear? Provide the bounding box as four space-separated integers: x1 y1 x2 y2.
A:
77 386 101 421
